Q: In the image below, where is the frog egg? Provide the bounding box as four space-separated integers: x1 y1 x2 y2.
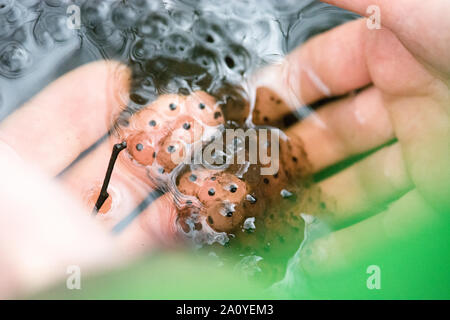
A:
126 131 156 167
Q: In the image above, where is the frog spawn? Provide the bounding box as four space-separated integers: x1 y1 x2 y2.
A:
89 91 224 215
173 127 310 240
91 89 309 249
85 82 315 286
176 169 260 234
173 128 313 285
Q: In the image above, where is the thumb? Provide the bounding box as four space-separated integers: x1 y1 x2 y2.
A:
0 142 120 298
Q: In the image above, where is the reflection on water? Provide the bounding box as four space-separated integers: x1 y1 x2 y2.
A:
0 0 357 119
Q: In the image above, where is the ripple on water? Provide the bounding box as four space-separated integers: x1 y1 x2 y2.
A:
0 41 31 78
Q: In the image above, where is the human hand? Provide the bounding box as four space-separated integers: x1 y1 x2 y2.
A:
0 61 181 298
252 0 450 276
1 0 449 296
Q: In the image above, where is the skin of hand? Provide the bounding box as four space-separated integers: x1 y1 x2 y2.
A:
0 61 181 298
253 0 449 276
0 142 121 299
0 0 449 296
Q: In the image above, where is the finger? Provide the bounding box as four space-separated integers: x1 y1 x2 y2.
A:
0 61 131 176
358 24 450 212
61 88 225 251
387 93 450 213
0 142 118 298
136 192 180 247
60 138 179 253
321 0 418 25
299 189 441 276
317 143 414 226
287 86 394 173
252 19 371 123
321 0 450 73
115 193 180 254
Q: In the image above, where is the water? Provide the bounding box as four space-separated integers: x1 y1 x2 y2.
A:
0 0 358 285
0 0 358 118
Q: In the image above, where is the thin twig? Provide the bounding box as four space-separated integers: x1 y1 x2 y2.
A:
92 141 127 215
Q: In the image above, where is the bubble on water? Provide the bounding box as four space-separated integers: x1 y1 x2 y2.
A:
176 0 201 9
91 23 116 43
192 15 227 46
243 217 256 231
280 189 293 199
11 23 28 43
0 0 13 13
43 14 76 42
246 194 257 204
33 23 54 48
82 0 110 29
131 38 159 62
129 0 163 11
231 0 262 19
0 1 27 40
0 20 12 39
163 32 194 59
44 0 63 7
221 44 251 76
170 9 195 30
253 19 272 40
137 12 172 38
6 4 23 23
112 3 138 30
0 42 31 77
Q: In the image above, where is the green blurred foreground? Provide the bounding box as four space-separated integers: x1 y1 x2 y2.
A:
34 204 449 300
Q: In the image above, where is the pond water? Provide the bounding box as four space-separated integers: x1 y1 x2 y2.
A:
0 0 358 286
